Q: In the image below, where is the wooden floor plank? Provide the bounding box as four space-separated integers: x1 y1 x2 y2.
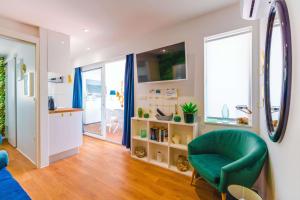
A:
1 136 219 200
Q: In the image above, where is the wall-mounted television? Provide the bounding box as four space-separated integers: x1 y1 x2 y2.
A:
137 42 187 83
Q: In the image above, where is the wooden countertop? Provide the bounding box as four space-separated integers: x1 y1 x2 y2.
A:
49 108 83 114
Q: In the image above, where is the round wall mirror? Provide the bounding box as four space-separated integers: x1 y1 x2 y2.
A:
264 0 292 142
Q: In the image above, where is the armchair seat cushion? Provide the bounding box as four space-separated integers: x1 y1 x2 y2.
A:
189 154 233 184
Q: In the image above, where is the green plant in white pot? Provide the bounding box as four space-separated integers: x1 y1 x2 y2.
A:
181 102 198 123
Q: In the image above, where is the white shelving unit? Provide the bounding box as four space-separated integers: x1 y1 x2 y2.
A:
131 117 198 176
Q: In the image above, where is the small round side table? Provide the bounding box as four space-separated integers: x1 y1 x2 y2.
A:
227 185 263 200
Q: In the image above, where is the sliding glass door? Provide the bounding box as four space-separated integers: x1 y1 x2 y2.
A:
104 59 126 144
82 59 125 144
82 67 104 136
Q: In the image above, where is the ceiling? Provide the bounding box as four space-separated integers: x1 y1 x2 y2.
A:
0 0 238 58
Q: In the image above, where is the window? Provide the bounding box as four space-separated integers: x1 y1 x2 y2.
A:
204 27 252 125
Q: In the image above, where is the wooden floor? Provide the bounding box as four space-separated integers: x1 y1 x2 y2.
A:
2 136 219 200
84 122 123 143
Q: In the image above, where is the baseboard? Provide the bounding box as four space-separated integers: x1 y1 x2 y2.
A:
49 148 79 164
16 148 37 166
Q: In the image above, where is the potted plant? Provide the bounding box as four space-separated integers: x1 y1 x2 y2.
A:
144 113 150 118
173 115 181 122
138 107 143 118
181 102 198 123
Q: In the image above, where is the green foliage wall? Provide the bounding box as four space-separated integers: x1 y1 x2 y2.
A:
0 58 6 136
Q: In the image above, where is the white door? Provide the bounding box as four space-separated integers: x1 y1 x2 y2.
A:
82 67 105 136
15 44 36 164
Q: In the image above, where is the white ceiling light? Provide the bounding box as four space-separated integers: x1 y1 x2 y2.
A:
83 28 89 33
86 47 91 51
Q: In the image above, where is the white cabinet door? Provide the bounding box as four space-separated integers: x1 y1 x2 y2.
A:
66 112 83 148
49 113 64 155
47 30 70 74
49 112 83 156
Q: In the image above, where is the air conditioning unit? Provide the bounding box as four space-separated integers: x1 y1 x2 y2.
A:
240 0 272 20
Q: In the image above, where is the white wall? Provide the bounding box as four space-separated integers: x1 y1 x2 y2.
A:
40 28 73 167
48 72 73 108
47 30 73 108
73 4 260 133
39 28 50 167
259 0 300 199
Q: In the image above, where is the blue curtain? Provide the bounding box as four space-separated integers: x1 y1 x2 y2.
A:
122 54 134 149
72 67 83 108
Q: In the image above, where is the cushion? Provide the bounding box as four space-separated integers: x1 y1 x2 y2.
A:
0 150 8 169
0 167 12 182
0 168 31 200
189 154 233 184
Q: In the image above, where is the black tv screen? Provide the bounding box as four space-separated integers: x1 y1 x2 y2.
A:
137 42 186 83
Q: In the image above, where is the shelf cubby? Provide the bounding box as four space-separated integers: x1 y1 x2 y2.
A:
131 118 148 140
169 147 193 176
169 124 195 148
148 121 169 144
149 143 169 168
131 139 148 162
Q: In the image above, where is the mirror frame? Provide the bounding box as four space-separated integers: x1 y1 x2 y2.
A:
264 0 292 142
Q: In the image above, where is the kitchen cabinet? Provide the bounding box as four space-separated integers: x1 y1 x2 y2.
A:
49 109 83 158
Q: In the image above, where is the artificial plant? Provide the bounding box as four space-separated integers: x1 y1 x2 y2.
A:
0 58 6 136
181 102 198 114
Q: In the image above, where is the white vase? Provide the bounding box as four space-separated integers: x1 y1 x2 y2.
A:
157 151 163 162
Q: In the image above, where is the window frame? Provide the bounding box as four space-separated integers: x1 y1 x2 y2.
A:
203 27 253 127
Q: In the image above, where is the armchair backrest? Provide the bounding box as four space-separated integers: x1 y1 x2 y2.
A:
195 129 267 161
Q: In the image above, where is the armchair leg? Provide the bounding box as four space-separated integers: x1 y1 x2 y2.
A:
221 193 226 200
190 169 196 185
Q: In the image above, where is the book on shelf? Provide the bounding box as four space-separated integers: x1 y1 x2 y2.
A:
150 127 168 143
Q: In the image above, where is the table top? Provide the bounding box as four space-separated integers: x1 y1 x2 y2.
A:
227 185 262 200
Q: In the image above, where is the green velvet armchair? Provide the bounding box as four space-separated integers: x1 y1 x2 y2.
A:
188 129 268 200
